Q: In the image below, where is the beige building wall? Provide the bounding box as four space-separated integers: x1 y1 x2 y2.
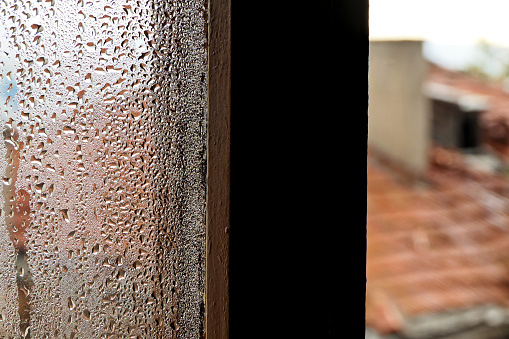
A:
368 40 430 177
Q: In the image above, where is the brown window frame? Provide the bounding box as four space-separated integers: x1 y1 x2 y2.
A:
206 0 230 337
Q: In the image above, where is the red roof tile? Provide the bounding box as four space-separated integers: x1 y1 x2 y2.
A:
366 149 509 335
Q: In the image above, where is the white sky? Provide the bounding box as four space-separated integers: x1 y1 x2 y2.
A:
370 0 509 47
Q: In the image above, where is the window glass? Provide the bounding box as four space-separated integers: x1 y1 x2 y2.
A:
0 0 207 337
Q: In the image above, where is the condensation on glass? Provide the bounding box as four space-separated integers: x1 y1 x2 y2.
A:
0 0 208 338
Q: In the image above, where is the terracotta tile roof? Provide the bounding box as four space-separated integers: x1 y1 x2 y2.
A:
426 63 509 119
366 148 509 335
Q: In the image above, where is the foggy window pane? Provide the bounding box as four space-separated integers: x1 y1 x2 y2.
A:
0 0 207 338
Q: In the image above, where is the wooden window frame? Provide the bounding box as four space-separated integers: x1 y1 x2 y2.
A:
206 0 230 337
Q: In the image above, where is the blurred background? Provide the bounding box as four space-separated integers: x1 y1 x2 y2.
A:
367 1 509 338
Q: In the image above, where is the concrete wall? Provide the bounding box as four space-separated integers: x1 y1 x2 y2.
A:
368 40 430 177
